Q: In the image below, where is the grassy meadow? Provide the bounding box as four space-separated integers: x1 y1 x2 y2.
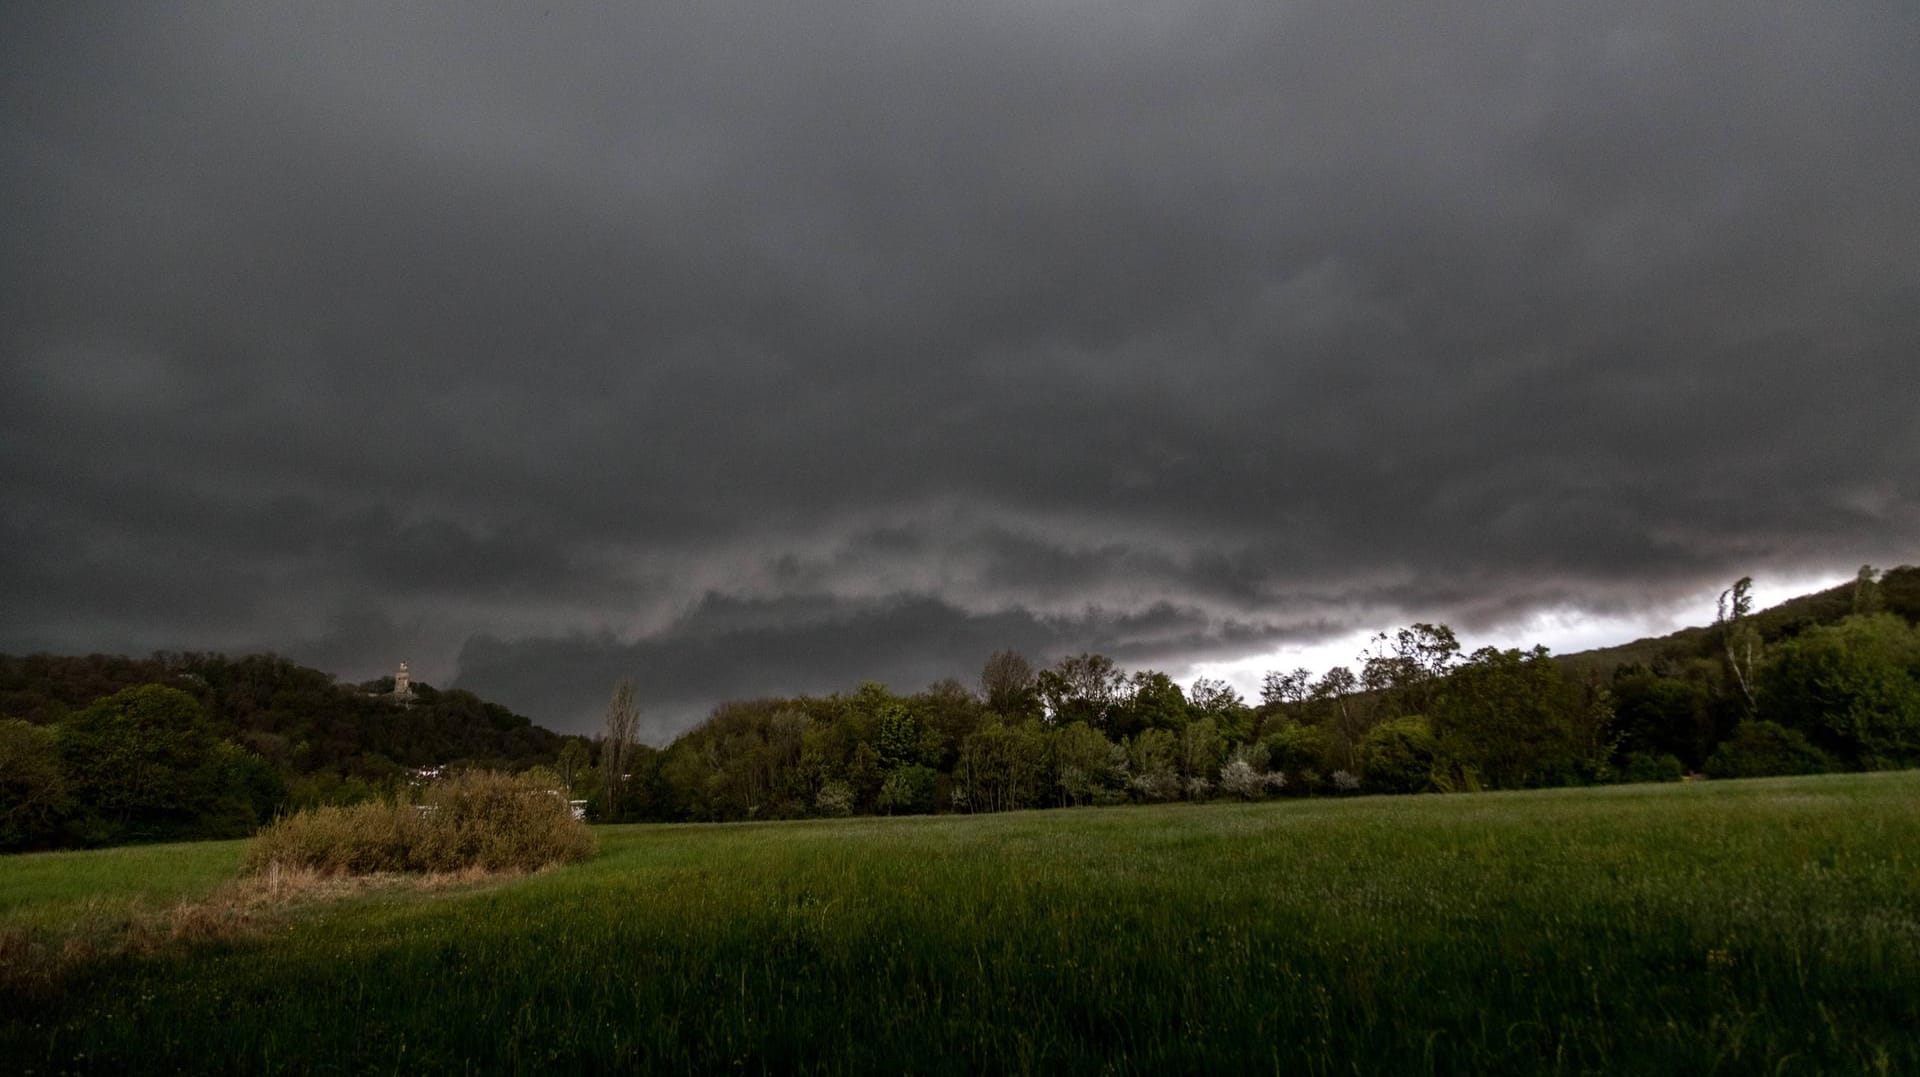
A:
4 773 1918 1074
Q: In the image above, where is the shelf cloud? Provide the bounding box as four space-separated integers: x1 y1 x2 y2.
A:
4 2 1916 734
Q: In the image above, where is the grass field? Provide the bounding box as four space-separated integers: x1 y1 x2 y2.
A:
4 773 1918 1074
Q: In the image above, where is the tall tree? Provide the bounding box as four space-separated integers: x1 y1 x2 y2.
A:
600 679 640 821
1260 668 1312 708
1037 653 1128 731
1311 666 1365 770
1717 577 1762 720
1430 646 1584 788
979 649 1039 718
1852 564 1885 616
1118 670 1188 737
556 739 590 793
1360 623 1461 718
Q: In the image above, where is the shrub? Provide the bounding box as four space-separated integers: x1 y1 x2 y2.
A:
1216 748 1287 800
1703 721 1833 780
814 780 854 817
1128 767 1182 802
1216 757 1264 800
244 800 418 875
1263 721 1328 785
247 771 595 876
0 719 70 851
876 766 937 815
1621 752 1686 784
1357 716 1441 794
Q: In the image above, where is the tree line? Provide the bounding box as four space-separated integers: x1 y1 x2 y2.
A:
0 652 577 850
5 566 1915 846
584 566 1920 822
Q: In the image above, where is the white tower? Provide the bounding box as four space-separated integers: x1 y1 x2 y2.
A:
394 661 412 698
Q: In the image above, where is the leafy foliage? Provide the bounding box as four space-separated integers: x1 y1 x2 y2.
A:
50 686 283 847
1760 614 1920 768
0 719 69 849
1356 716 1441 794
1704 721 1833 779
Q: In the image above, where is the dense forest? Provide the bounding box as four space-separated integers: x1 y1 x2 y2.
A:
0 652 576 850
4 566 1916 848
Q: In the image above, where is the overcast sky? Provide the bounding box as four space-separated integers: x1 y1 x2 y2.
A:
4 2 1915 739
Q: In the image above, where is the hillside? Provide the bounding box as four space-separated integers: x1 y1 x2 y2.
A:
0 651 576 792
1555 564 1920 678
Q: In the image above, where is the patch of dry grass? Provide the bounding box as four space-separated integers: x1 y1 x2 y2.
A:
0 863 517 998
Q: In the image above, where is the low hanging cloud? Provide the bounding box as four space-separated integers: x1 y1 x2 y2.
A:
3 2 1916 734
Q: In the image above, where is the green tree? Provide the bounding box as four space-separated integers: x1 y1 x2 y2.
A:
1188 679 1252 743
874 695 924 769
1852 564 1884 616
556 739 591 793
1356 716 1440 794
1360 623 1461 719
1257 667 1313 740
876 765 937 814
1037 654 1128 731
954 719 1047 813
1431 647 1584 789
979 650 1039 718
0 718 70 850
913 678 986 771
1311 666 1366 771
1126 727 1181 801
1177 716 1224 795
1704 721 1832 779
55 684 277 844
1611 665 1716 770
1053 721 1118 806
1117 671 1188 738
1761 613 1920 768
1261 720 1329 792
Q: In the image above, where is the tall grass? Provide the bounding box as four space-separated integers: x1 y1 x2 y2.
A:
6 772 1918 1074
244 770 595 875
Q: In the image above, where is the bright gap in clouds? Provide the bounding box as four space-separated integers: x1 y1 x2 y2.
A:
1183 571 1856 703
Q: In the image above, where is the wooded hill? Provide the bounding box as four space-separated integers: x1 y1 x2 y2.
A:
1556 564 1920 677
0 652 575 805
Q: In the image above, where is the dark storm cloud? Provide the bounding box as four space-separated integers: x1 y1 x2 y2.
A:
4 2 1917 733
457 592 1320 741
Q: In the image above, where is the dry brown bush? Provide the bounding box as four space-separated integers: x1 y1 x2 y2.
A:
246 770 595 876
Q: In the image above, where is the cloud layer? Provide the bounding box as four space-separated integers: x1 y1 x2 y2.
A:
5 2 1917 734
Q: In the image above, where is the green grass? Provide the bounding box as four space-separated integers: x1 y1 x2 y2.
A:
0 839 246 932
5 773 1919 1074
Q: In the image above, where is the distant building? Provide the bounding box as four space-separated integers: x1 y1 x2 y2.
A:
392 661 413 700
